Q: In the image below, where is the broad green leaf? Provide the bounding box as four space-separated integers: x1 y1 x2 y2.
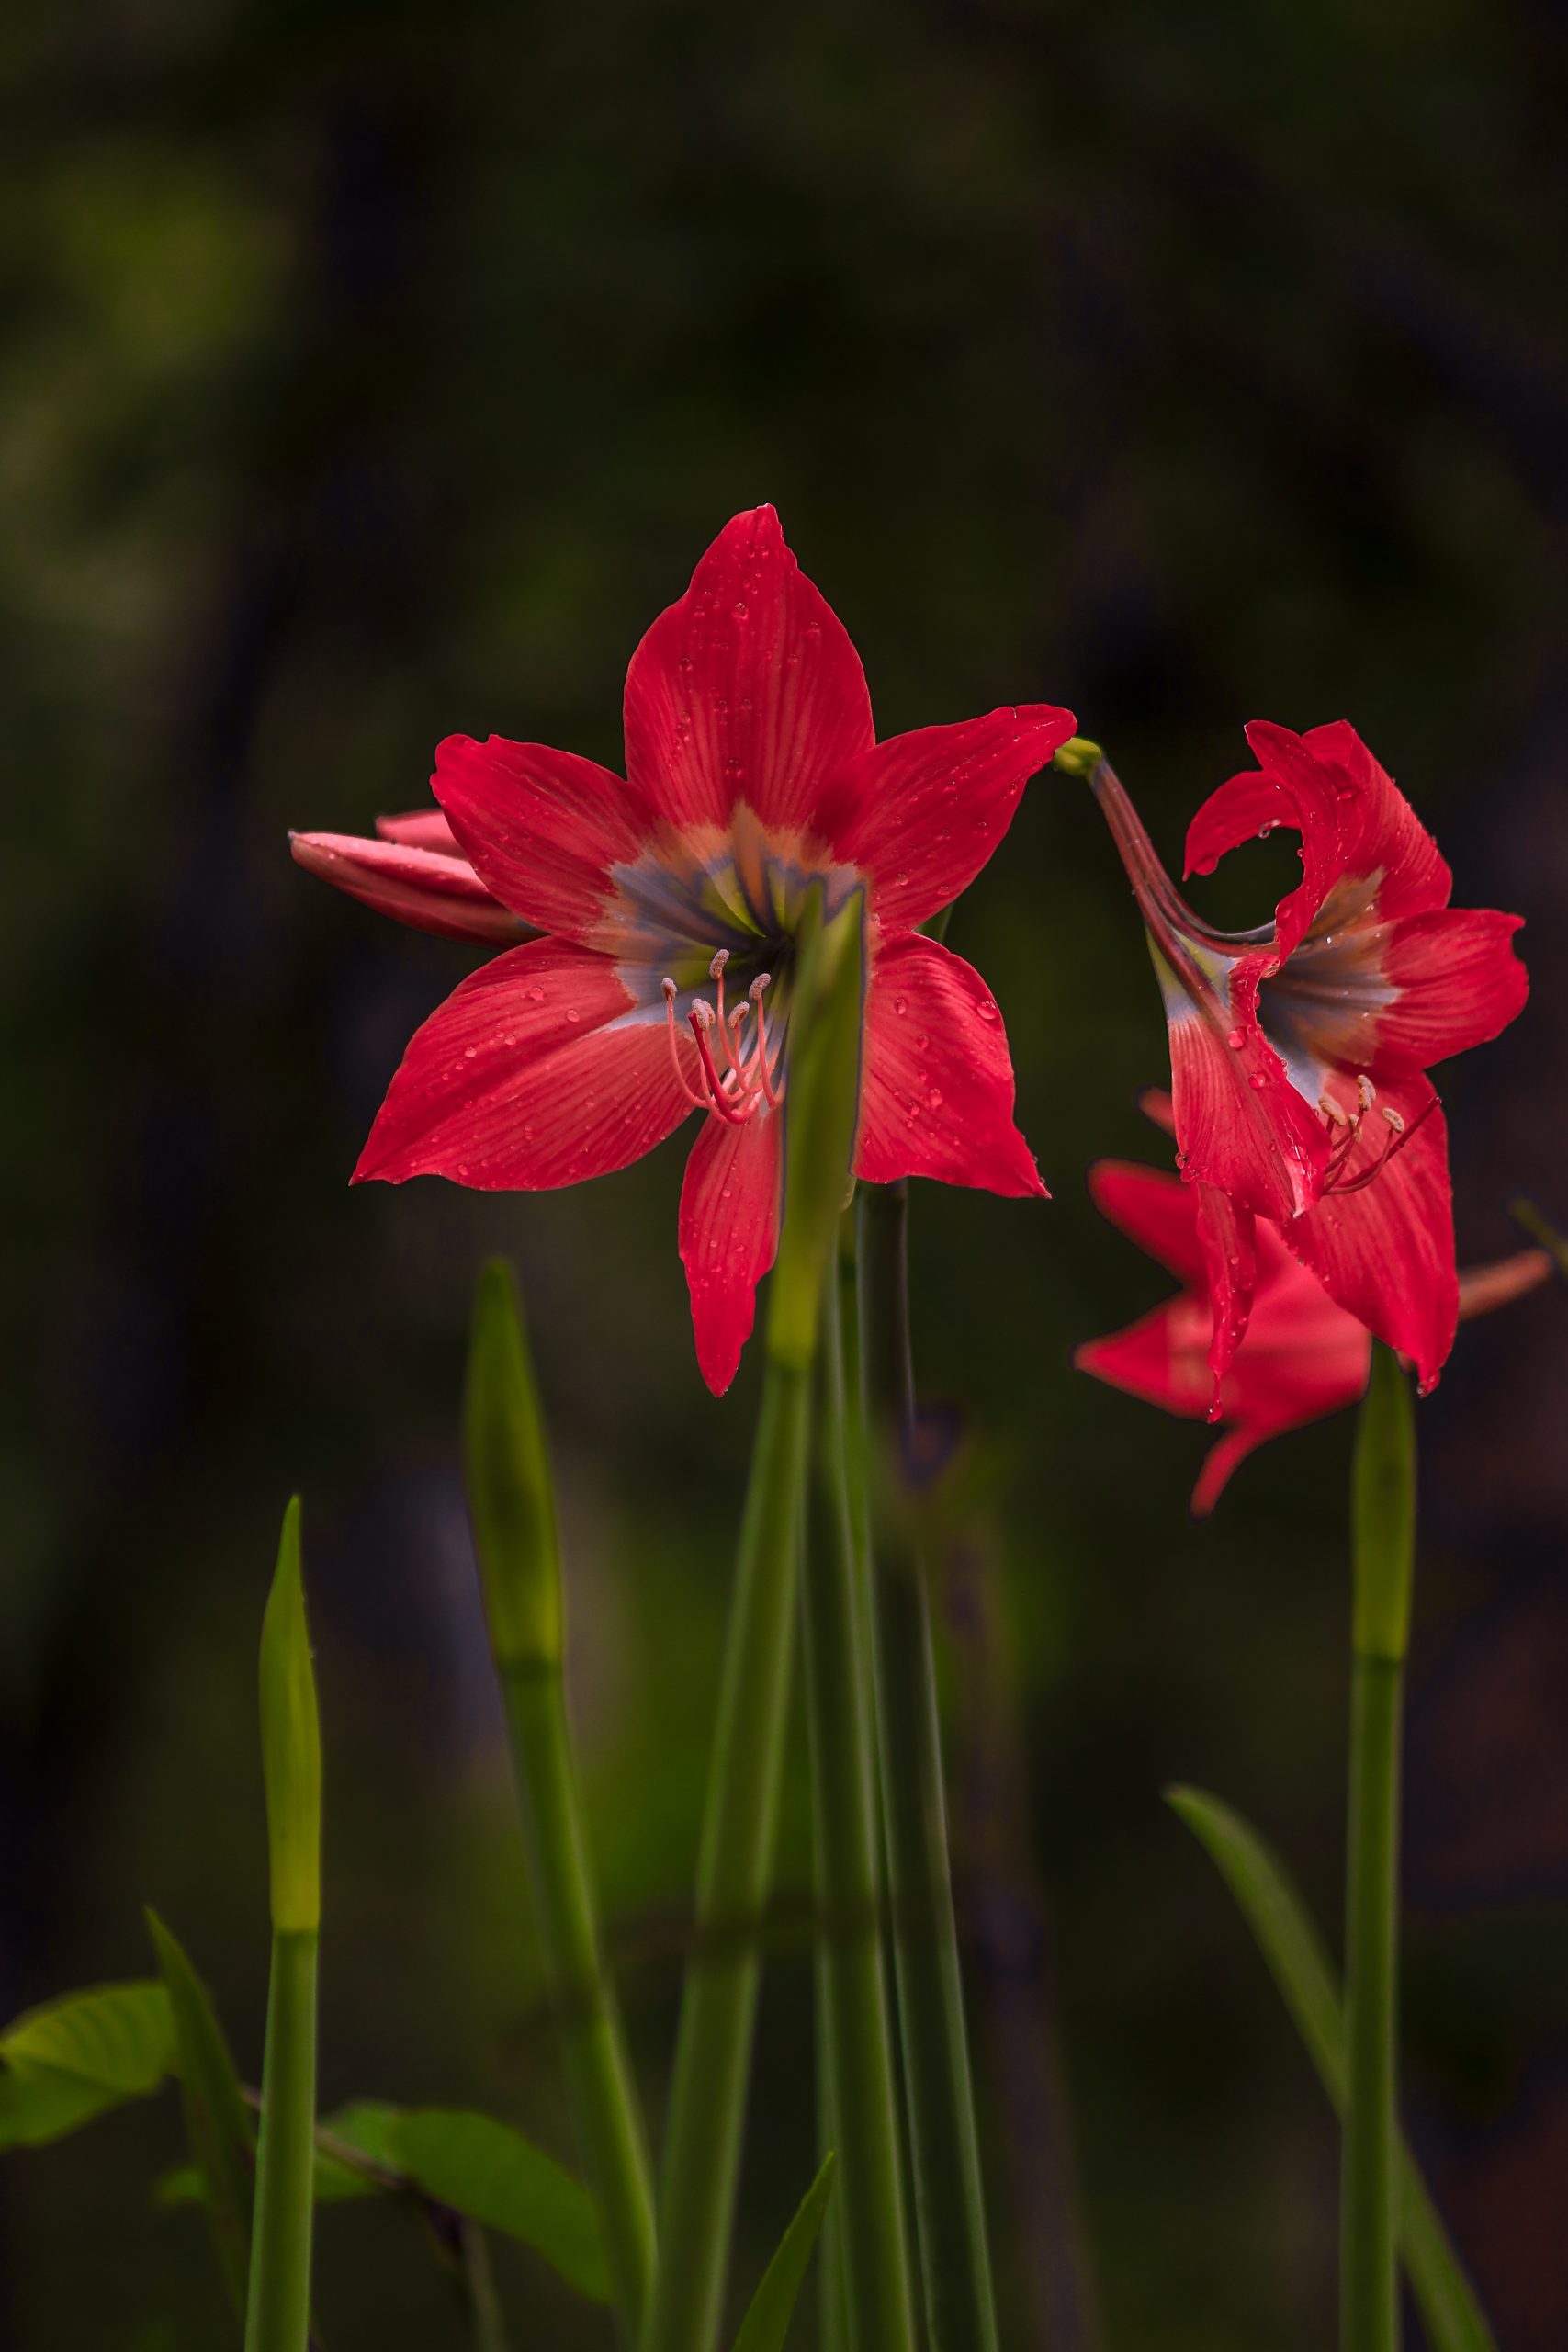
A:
391 2109 608 2303
732 2154 837 2352
315 2099 404 2195
0 1981 174 2149
1168 1786 1496 2352
147 1912 254 2314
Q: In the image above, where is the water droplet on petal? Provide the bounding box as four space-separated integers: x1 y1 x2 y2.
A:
927 1087 943 1109
976 998 999 1022
1226 1028 1244 1049
1248 1071 1267 1090
894 996 908 1015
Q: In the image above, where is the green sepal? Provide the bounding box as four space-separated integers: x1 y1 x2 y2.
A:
258 1498 321 1933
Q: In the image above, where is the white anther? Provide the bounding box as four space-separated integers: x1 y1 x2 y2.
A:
749 972 772 1001
661 976 678 1002
690 999 716 1030
1381 1106 1405 1134
709 948 729 979
1320 1093 1348 1126
1357 1074 1376 1113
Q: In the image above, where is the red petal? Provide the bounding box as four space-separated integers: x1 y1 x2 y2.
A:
1074 1298 1213 1421
354 942 691 1189
1088 1160 1206 1286
622 506 874 834
818 705 1077 934
289 830 528 946
1300 721 1451 921
376 808 462 854
679 1105 783 1395
431 735 656 939
1284 1075 1457 1388
1195 1182 1257 1399
855 935 1045 1196
1184 721 1347 963
1377 908 1529 1069
1168 1006 1327 1222
1190 1425 1272 1518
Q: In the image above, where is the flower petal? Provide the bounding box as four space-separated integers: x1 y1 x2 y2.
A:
1283 1074 1457 1388
1184 721 1348 963
431 734 656 937
1168 1002 1328 1223
622 506 874 834
1195 1181 1257 1399
1074 1298 1213 1422
1376 908 1529 1069
679 1104 783 1395
854 934 1045 1196
1300 721 1451 921
289 830 528 945
376 808 463 854
818 705 1077 934
1087 1159 1207 1286
354 941 691 1188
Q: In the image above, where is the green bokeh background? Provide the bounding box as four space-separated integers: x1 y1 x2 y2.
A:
4 2 1566 2345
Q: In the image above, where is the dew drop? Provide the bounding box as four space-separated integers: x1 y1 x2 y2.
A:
1226 1028 1244 1049
894 996 908 1015
566 1009 581 1023
976 997 999 1022
526 987 545 1001
1248 1071 1267 1090
733 598 749 618
927 1086 943 1109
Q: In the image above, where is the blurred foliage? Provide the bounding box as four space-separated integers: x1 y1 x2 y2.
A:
2 0 1566 2345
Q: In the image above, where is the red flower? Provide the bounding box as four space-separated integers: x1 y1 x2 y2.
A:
294 507 1074 1392
1089 724 1528 1400
1076 1097 1551 1514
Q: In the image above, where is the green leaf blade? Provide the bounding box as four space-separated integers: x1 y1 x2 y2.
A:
1168 1785 1496 2352
732 2154 837 2352
147 1910 254 2315
0 1981 174 2147
389 2109 609 2304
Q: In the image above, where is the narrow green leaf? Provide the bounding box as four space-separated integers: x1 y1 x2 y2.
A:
731 2154 837 2352
465 1261 562 1670
390 2109 609 2304
258 1497 321 1935
1168 1786 1496 2352
0 1981 174 2147
147 1911 254 2315
154 2162 205 2207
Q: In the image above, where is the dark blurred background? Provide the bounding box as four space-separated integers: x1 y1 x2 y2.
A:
5 1 1567 2345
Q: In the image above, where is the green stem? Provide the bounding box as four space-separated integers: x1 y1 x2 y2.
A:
460 2220 513 2352
642 1359 814 2352
857 1181 1000 2352
500 1661 656 2338
803 1258 918 2352
244 1929 319 2352
1343 1342 1415 2352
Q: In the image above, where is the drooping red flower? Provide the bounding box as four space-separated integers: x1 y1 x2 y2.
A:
1088 723 1528 1400
1076 1096 1551 1514
293 507 1074 1392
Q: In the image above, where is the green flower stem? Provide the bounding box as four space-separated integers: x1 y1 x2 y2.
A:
856 1181 1000 2352
643 889 864 2352
1343 1343 1416 2352
802 1258 918 2352
500 1662 655 2333
644 1357 812 2352
247 1499 321 2352
245 1929 319 2352
465 1261 655 2341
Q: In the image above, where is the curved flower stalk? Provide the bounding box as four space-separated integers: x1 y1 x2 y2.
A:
294 508 1073 1392
1077 1095 1551 1513
1077 724 1528 1401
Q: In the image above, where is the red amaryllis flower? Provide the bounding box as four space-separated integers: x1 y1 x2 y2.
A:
1077 1098 1551 1514
294 507 1074 1393
1088 723 1528 1399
